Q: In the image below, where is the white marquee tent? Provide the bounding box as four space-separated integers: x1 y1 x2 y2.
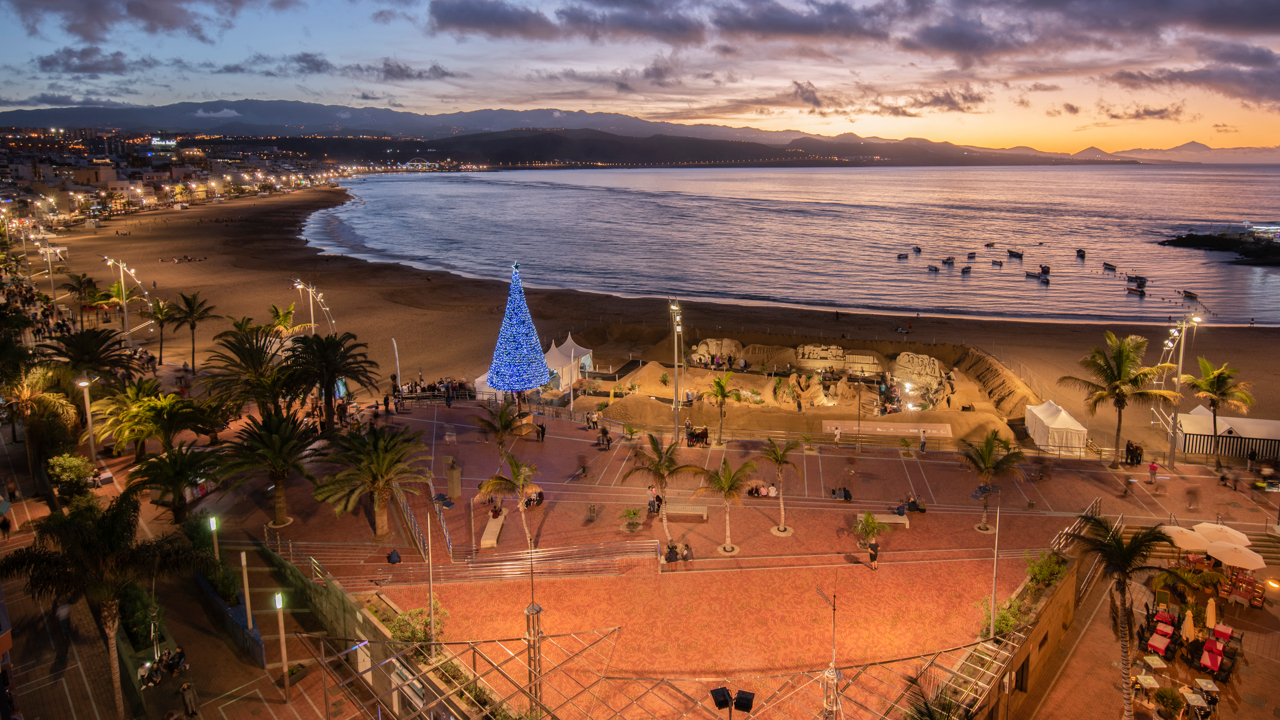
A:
544 332 593 390
1025 400 1088 457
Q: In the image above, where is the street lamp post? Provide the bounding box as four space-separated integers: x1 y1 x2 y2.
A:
240 551 253 631
669 299 682 441
1165 314 1202 469
209 516 219 561
276 593 291 703
106 258 133 347
78 376 96 463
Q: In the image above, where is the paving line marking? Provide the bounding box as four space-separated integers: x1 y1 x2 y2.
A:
61 677 78 720
68 615 103 720
898 455 918 502
14 672 82 696
913 454 938 506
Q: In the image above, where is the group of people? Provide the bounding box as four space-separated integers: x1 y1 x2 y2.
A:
664 542 693 563
746 484 778 498
690 354 748 372
138 646 189 688
1123 441 1148 466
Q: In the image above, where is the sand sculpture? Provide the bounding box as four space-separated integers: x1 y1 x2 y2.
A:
689 338 745 364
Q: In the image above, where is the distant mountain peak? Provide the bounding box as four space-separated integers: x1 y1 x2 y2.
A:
1072 146 1114 158
1171 141 1213 152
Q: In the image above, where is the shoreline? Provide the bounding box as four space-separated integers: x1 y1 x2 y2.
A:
51 189 1280 449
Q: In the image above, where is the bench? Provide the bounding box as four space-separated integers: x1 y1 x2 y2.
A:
480 508 506 548
873 513 910 529
663 504 707 521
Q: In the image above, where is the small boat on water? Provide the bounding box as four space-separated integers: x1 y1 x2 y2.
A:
1008 249 1024 258
927 265 940 272
942 257 955 265
961 266 972 274
984 242 996 247
1026 271 1043 279
967 252 977 259
992 260 1003 267
897 253 910 260
913 246 922 253
1127 274 1148 284
1076 249 1086 259
1127 287 1145 296
1040 265 1051 275
1103 262 1117 271
1181 290 1199 300
1040 275 1050 285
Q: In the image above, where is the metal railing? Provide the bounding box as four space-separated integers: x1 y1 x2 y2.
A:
379 539 659 586
1049 497 1101 554
392 491 429 561
1077 513 1124 604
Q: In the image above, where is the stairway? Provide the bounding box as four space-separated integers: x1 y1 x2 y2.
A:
1119 526 1280 566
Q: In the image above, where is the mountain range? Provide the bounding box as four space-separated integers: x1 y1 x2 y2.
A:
1 100 1277 164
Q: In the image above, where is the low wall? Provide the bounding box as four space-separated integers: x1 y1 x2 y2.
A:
194 572 265 668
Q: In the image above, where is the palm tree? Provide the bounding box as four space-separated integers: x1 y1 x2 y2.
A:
89 377 163 462
1058 332 1179 468
622 434 703 542
477 454 542 550
139 299 177 367
205 325 297 413
693 457 756 553
1152 566 1226 605
314 425 433 541
286 332 380 431
5 366 77 507
903 675 976 720
469 399 533 464
855 511 893 550
1180 357 1254 470
127 442 224 523
698 371 741 445
38 328 138 381
126 393 205 453
0 491 213 720
268 302 312 336
0 335 31 443
222 408 326 527
1066 516 1172 720
59 273 98 329
103 279 140 324
958 430 1025 531
172 292 219 369
759 438 801 534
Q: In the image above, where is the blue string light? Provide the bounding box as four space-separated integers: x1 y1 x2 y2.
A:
488 262 550 392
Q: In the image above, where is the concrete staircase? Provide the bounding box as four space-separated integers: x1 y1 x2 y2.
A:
1119 525 1280 566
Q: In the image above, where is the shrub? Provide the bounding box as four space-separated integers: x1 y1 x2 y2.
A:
1153 687 1184 717
119 582 164 649
597 401 608 412
388 601 449 648
975 597 1026 638
659 373 669 386
1025 551 1067 588
47 453 94 498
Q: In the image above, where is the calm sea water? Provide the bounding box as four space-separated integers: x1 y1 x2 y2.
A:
303 165 1280 324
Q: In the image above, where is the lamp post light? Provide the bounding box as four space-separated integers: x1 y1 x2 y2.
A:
241 551 253 631
292 279 334 334
1165 314 1202 469
209 516 219 561
276 592 291 703
669 299 682 441
78 376 96 463
105 257 134 347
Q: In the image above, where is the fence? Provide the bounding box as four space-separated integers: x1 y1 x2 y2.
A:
1180 433 1280 461
1048 497 1102 554
379 539 659 586
1076 513 1124 603
194 570 266 667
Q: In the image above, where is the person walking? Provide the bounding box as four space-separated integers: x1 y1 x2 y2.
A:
1148 461 1158 485
56 600 72 638
868 540 880 571
919 429 927 454
180 682 200 718
536 422 546 442
0 513 10 543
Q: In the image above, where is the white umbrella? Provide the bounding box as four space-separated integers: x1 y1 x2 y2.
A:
1180 611 1196 644
1206 598 1217 630
1194 523 1251 546
1164 526 1211 552
1206 541 1266 570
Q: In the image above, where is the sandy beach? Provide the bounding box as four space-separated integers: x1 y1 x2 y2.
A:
51 186 1280 453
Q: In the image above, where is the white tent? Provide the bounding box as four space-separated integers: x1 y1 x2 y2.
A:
1025 400 1088 456
544 334 593 390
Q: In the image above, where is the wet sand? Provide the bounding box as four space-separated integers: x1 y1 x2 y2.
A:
53 187 1280 452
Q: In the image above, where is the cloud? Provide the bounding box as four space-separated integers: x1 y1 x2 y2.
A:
428 0 706 43
1097 100 1189 121
855 83 991 117
1044 101 1079 116
1024 82 1061 92
899 14 1032 68
710 0 896 41
1108 66 1280 107
1195 41 1279 68
0 93 137 107
4 0 301 43
211 52 461 82
1213 123 1238 133
194 107 241 117
35 45 156 76
428 0 562 39
555 4 706 44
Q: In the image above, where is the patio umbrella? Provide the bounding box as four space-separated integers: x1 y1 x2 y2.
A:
1206 598 1216 630
1193 523 1251 546
1206 541 1266 570
1164 526 1211 552
1180 611 1196 644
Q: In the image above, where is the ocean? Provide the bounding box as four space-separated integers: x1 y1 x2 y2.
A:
303 165 1280 324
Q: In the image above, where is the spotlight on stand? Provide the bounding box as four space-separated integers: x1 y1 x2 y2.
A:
709 687 755 716
710 688 732 710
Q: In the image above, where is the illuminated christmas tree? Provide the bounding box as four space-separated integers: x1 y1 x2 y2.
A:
487 262 550 392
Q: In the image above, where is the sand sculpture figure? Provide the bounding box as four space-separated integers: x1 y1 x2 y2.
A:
689 338 745 364
891 352 946 392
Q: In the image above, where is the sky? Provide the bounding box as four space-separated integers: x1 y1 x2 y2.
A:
1 0 1279 152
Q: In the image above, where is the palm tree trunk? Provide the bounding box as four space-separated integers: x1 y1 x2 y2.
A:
157 327 164 368
134 439 145 464
374 494 389 540
778 490 787 531
657 479 673 543
173 492 188 524
1212 405 1222 470
323 385 335 432
723 501 732 550
1111 406 1124 469
1118 583 1135 720
190 326 197 369
102 602 126 720
717 400 725 445
273 474 288 526
518 503 534 550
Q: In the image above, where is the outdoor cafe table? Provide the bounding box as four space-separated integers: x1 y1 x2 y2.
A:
1145 655 1167 671
1195 679 1220 693
1155 610 1177 625
1147 635 1171 656
1213 624 1233 641
1135 675 1160 691
1155 622 1174 636
1182 692 1209 709
1199 651 1222 672
1205 638 1225 656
